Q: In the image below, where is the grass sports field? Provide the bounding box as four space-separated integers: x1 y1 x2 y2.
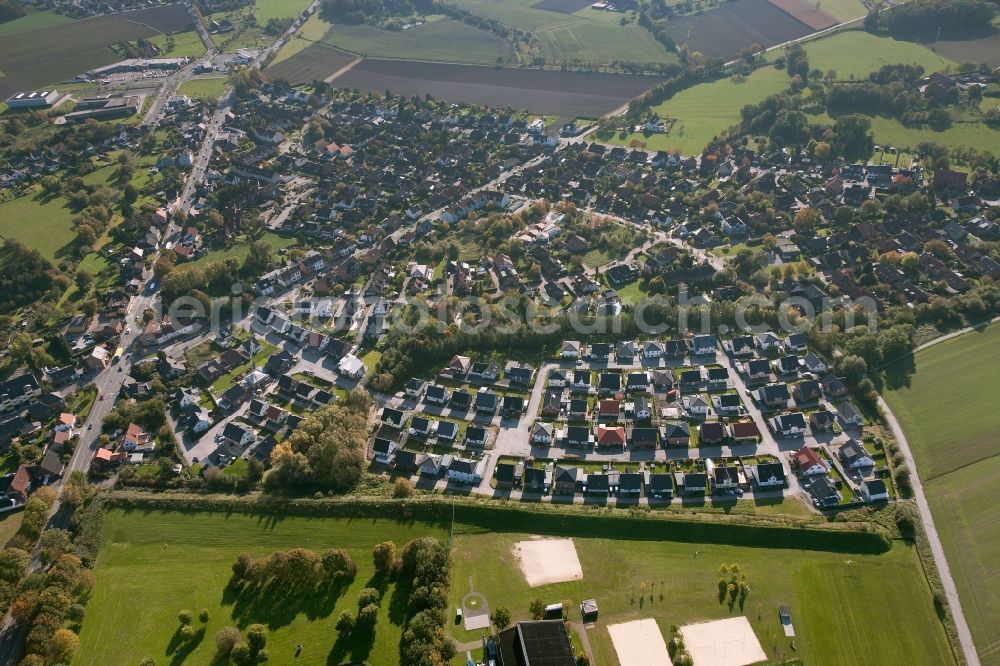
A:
178 77 228 99
449 510 953 666
884 323 1000 664
318 18 513 65
611 30 956 155
74 509 448 665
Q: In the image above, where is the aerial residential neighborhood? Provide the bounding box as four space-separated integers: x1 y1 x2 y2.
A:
0 0 998 662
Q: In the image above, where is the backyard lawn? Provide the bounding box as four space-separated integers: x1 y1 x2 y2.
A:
74 509 448 666
883 322 1000 665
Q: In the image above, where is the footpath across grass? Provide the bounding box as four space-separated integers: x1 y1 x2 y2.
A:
884 322 1000 663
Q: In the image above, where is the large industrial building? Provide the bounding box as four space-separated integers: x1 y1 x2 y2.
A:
84 58 188 79
63 94 141 123
5 90 61 109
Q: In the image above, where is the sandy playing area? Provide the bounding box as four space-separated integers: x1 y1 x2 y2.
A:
608 618 671 665
511 537 583 587
680 616 767 666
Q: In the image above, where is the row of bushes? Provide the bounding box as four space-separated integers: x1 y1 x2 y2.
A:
100 492 892 553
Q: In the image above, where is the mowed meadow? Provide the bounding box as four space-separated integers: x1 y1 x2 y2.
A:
884 323 1000 665
74 509 447 666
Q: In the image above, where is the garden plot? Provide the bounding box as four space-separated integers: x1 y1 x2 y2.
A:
511 537 583 587
680 616 766 666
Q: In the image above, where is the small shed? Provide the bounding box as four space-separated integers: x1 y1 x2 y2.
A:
779 605 795 637
581 598 599 622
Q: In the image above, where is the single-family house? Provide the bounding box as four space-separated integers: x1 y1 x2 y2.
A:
839 439 875 470
531 422 554 445
772 412 807 437
861 478 889 502
662 422 691 447
837 402 864 429
464 426 488 448
372 437 397 464
751 462 786 488
793 446 827 476
699 421 727 445
447 456 487 485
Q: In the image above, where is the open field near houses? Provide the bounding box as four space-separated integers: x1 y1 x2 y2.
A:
660 0 814 60
0 9 73 36
266 42 356 83
447 506 954 666
268 12 335 64
74 508 448 665
177 76 228 99
610 30 956 155
332 59 663 120
0 190 79 263
884 323 1000 665
0 4 192 97
316 18 513 65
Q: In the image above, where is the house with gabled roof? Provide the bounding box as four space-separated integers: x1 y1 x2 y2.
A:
793 446 827 475
531 421 554 444
751 462 786 488
839 439 875 469
662 421 690 447
523 466 551 494
772 412 806 437
837 401 863 429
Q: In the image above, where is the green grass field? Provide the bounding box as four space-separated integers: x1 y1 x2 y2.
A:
148 30 207 57
178 77 229 99
189 231 296 266
270 12 332 64
612 65 790 154
74 509 448 666
813 0 868 21
0 189 78 263
782 31 955 80
319 18 513 65
0 9 73 36
884 323 1000 665
612 30 957 155
449 517 953 666
256 0 312 24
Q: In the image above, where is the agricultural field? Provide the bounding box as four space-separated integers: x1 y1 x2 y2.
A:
928 32 1000 66
0 9 72 36
318 18 513 65
448 509 954 666
265 42 357 83
178 76 229 99
74 509 448 665
659 0 815 60
332 59 664 121
776 30 956 80
0 189 79 263
811 0 868 22
535 20 672 65
269 12 334 64
0 4 192 97
883 323 1000 665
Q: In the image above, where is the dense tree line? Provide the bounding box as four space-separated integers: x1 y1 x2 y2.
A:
398 537 453 665
231 547 358 589
866 0 996 38
0 0 25 23
267 390 372 491
0 240 54 313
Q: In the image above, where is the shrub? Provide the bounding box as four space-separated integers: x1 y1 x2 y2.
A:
357 603 379 629
393 477 414 498
336 611 355 634
177 609 193 625
246 624 268 653
198 608 210 624
358 587 381 610
215 626 241 655
231 641 252 665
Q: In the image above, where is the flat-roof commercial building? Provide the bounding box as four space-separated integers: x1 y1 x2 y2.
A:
6 90 60 109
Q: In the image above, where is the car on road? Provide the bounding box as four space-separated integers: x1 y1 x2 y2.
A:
88 424 93 430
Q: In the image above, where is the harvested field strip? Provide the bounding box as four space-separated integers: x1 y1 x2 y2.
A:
532 0 593 13
660 0 813 60
315 19 513 65
768 0 837 30
331 58 663 119
265 42 356 83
